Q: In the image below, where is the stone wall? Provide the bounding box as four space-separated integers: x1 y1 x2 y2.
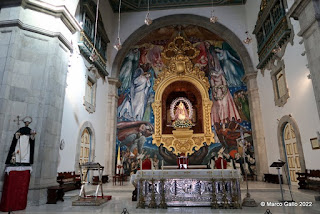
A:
0 0 79 205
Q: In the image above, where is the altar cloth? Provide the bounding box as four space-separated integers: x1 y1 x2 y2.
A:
0 169 31 212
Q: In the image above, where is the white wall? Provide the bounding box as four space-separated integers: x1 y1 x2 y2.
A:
245 0 320 173
58 49 109 172
57 0 114 173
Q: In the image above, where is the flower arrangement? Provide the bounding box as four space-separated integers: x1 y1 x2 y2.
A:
172 119 194 128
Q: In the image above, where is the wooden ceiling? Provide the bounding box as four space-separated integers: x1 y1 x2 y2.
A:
108 0 247 12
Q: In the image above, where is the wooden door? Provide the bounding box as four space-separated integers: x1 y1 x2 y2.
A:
283 123 301 185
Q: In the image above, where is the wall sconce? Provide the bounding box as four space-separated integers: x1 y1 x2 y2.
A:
243 31 252 44
307 73 311 79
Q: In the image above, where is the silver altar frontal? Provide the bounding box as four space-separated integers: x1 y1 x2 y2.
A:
131 169 242 208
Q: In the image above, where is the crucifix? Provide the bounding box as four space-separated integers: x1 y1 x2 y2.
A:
13 116 22 127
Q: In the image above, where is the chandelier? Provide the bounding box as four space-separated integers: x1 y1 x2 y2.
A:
114 0 122 50
210 0 218 23
144 0 152 25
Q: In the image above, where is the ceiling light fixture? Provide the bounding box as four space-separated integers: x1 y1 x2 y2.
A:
114 0 122 51
210 0 218 23
145 0 152 25
243 31 252 44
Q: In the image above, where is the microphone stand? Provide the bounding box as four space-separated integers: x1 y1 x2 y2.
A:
279 159 294 202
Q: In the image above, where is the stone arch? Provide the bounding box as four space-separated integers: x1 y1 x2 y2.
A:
111 14 256 78
277 115 306 184
111 14 269 179
74 121 96 171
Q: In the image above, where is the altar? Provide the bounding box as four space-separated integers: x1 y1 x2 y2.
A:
131 169 242 208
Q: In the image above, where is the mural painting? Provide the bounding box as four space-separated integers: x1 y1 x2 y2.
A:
116 25 255 177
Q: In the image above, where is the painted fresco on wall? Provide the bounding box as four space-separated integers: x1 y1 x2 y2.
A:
116 25 256 177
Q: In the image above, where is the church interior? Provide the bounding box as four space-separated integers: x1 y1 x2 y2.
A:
0 0 320 213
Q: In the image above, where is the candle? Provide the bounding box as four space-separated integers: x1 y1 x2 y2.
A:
221 158 223 170
140 159 142 170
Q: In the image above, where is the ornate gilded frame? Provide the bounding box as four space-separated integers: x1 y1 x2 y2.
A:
152 36 215 155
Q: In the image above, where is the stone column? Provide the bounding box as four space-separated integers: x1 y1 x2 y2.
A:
0 1 80 205
243 72 269 181
104 78 120 176
289 0 320 121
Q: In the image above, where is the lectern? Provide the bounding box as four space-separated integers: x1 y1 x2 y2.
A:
270 161 286 202
79 162 104 198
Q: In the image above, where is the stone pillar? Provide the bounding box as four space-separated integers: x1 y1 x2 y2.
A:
0 1 80 205
104 78 120 176
289 0 320 121
0 30 69 205
243 72 269 181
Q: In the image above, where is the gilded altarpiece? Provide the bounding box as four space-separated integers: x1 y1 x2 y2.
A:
152 36 214 155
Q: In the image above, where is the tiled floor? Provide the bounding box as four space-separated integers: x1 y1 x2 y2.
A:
6 181 320 214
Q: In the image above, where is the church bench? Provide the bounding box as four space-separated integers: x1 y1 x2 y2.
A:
297 169 320 191
264 173 282 184
57 171 81 192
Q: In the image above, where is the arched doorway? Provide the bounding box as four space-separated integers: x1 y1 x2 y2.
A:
278 115 306 185
75 121 96 172
283 123 301 184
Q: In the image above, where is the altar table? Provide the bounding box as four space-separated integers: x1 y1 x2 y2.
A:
131 169 242 207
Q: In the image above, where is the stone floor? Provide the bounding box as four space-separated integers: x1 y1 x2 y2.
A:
6 181 320 214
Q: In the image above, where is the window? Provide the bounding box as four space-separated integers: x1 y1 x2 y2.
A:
80 128 91 164
271 62 289 107
83 67 97 113
275 70 286 99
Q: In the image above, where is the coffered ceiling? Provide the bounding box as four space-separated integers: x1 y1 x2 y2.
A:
108 0 247 12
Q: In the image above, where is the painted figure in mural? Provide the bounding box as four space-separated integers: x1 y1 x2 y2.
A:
119 48 140 93
174 101 189 121
194 42 208 69
209 68 241 129
215 47 244 87
146 45 164 76
131 69 151 121
117 121 153 157
234 90 251 121
204 41 222 76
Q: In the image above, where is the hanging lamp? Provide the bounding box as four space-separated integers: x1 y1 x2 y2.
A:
114 0 122 51
144 0 152 25
210 0 218 23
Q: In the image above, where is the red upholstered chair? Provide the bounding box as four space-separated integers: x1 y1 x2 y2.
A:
141 158 152 170
215 157 227 169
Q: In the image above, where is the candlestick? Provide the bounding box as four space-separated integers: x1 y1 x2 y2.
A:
221 158 223 170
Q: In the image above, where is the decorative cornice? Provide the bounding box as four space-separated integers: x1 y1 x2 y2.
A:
108 78 121 88
0 19 73 50
288 0 312 20
242 71 258 83
21 0 81 33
